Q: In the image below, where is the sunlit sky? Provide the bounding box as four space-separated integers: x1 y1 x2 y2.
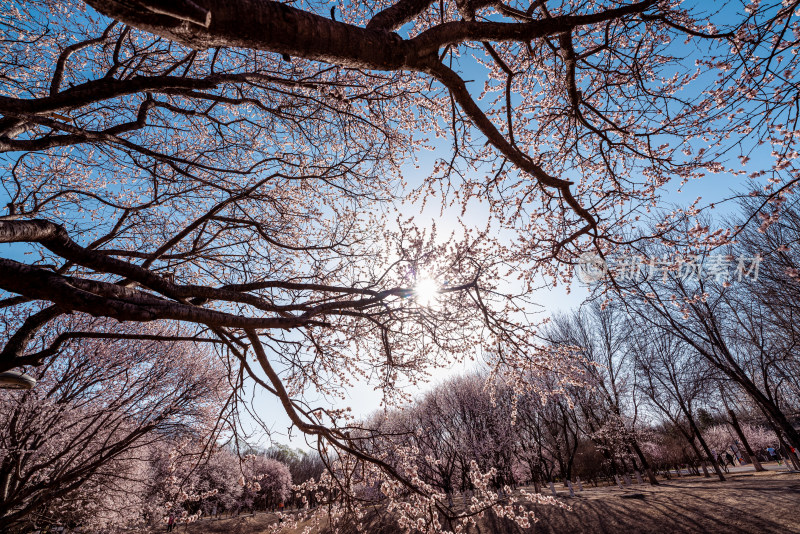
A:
247 137 755 450
239 22 768 444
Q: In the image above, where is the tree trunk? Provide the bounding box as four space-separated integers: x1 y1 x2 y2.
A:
684 414 725 481
674 422 710 477
759 405 800 469
726 408 764 471
713 354 800 453
630 441 660 485
780 440 800 470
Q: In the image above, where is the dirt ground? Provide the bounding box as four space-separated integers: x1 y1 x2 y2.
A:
155 470 800 534
518 470 800 534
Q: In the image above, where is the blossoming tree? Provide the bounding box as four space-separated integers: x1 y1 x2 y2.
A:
0 318 227 530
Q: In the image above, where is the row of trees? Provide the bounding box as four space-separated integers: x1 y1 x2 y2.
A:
361 366 784 501
615 194 800 476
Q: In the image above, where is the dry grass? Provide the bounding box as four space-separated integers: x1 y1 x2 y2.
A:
149 470 800 534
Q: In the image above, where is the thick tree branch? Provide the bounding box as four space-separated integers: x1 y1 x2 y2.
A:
423 59 598 240
367 0 436 31
50 22 118 96
0 257 330 332
81 0 657 70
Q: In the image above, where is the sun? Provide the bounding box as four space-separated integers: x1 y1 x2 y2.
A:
414 277 439 307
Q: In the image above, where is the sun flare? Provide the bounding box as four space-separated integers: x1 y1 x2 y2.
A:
414 277 439 307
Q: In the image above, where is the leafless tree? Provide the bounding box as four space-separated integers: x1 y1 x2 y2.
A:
615 217 800 456
545 303 660 484
630 327 726 480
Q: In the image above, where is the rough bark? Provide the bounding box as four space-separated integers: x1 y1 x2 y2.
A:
81 0 655 70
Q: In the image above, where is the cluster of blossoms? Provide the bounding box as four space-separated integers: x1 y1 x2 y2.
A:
282 447 555 534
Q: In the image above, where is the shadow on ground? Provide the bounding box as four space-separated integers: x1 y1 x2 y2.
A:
476 471 800 534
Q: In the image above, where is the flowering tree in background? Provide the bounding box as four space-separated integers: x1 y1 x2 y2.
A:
0 318 227 530
192 448 244 517
2 0 800 530
143 442 245 524
242 455 293 512
741 423 779 453
703 425 737 458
